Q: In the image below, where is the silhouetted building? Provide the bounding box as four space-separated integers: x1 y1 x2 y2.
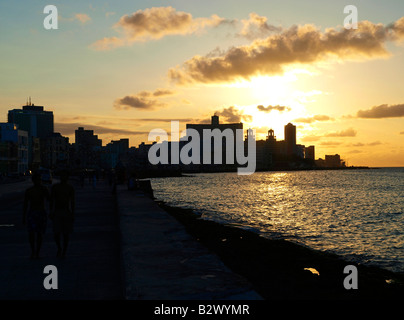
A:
325 154 342 168
285 123 296 156
73 127 102 169
7 100 54 167
305 146 315 160
0 123 28 174
296 144 305 159
75 127 102 148
101 138 129 169
185 115 243 170
41 132 70 170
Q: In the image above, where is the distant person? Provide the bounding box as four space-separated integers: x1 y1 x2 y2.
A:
50 170 75 258
23 173 50 259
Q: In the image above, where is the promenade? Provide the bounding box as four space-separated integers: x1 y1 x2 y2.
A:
0 178 261 300
0 178 123 299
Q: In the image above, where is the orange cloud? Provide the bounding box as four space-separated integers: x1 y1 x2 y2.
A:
92 7 226 50
294 115 334 123
169 18 404 85
324 128 357 137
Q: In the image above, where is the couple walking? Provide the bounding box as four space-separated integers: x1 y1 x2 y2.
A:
23 170 75 259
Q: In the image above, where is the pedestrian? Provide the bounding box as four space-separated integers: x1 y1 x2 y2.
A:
23 172 50 259
50 170 75 258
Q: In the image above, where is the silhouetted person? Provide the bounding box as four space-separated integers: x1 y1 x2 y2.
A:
23 173 50 259
50 170 75 258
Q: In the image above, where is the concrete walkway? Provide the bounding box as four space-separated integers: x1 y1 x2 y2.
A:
0 180 123 300
117 185 262 300
0 179 261 300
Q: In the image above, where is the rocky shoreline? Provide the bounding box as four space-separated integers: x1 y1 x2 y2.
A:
157 202 404 300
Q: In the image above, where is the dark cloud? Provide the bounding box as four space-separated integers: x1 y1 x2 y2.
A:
55 122 149 136
319 141 343 146
115 88 175 110
169 18 404 84
257 105 291 113
214 106 252 123
294 115 333 123
135 118 194 123
356 104 404 119
348 141 382 147
325 128 357 137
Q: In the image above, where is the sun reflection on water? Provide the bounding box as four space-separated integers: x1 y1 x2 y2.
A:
151 168 404 272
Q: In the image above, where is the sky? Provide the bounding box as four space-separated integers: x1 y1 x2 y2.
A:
1 0 404 167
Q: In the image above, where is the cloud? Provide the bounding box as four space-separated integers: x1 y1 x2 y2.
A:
356 104 404 119
74 13 91 24
325 128 357 137
319 141 343 146
92 7 226 50
300 135 321 142
61 13 91 24
293 115 333 123
257 105 291 113
214 106 252 123
348 141 382 147
238 13 282 40
169 18 404 85
135 118 194 123
400 131 404 135
55 122 148 136
114 89 175 110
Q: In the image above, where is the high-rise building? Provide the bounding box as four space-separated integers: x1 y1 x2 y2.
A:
186 115 243 168
8 102 54 139
284 123 296 156
8 100 54 167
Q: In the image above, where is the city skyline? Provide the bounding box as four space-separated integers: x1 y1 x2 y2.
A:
1 1 404 167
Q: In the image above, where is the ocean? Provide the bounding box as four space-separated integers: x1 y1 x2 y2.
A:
151 168 404 273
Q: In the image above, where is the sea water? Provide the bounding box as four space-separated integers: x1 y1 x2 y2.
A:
151 168 404 273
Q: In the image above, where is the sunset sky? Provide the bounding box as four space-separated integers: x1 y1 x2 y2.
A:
1 0 404 167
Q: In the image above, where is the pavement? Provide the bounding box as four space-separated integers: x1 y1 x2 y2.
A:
0 178 262 300
0 179 123 300
117 185 262 300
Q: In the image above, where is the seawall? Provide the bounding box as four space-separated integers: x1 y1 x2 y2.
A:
115 184 263 300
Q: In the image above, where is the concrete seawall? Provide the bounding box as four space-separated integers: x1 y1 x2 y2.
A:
115 185 262 300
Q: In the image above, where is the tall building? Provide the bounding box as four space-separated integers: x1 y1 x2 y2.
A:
8 100 54 167
8 101 54 139
185 115 243 169
284 123 296 156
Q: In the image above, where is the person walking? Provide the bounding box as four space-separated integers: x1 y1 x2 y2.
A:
50 170 75 258
23 173 50 259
